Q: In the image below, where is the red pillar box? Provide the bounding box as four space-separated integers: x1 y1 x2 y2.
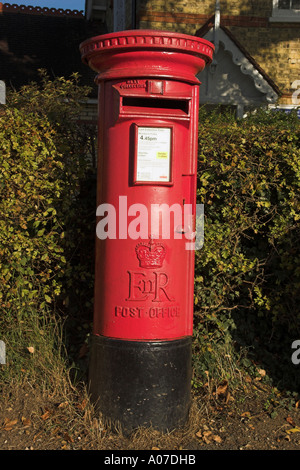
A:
80 30 214 432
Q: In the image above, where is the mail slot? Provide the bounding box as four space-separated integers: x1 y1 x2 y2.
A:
122 96 190 114
80 30 214 432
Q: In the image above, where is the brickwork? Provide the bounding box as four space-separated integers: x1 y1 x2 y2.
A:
137 0 300 105
79 101 98 124
138 0 273 18
230 26 300 101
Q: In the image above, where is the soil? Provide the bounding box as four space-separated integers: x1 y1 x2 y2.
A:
1 379 300 452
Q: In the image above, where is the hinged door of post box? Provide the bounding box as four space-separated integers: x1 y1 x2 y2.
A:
94 78 200 340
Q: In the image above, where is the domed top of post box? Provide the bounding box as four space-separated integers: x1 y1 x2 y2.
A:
80 30 214 84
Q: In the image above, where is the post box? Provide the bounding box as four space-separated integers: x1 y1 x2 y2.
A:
80 30 214 432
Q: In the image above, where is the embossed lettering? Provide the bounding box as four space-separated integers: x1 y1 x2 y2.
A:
115 306 143 318
114 305 180 319
120 79 147 89
149 306 180 318
153 272 173 302
126 270 174 302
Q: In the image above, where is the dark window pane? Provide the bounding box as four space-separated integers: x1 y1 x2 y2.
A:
278 0 290 8
292 0 300 9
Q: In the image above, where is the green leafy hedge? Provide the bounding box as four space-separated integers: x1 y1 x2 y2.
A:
193 108 300 389
1 73 299 391
0 73 96 378
0 108 66 314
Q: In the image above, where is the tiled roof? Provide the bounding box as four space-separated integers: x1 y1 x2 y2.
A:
0 2 84 17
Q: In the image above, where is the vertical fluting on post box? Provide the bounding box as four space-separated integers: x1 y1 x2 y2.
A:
80 30 214 432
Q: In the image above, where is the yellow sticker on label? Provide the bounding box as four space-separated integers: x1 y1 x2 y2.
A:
157 152 168 159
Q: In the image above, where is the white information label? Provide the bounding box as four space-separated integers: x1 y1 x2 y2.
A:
136 127 171 182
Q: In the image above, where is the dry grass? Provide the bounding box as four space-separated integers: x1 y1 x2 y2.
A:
0 374 210 450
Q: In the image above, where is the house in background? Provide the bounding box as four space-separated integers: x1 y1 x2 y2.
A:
0 0 299 118
0 1 106 121
94 0 299 116
196 7 281 118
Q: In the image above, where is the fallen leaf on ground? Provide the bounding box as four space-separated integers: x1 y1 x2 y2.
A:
286 427 300 434
77 399 87 411
201 430 222 444
41 410 51 420
241 411 251 419
202 431 213 443
216 380 232 404
3 418 18 431
286 416 296 426
58 401 69 409
61 443 70 450
216 380 228 397
21 416 31 428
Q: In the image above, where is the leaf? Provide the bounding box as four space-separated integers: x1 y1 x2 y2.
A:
58 401 69 409
258 369 266 377
202 430 213 443
61 444 70 450
286 416 295 426
3 418 18 431
27 346 35 354
286 427 300 434
41 410 51 420
77 399 87 411
241 411 251 419
21 416 31 428
216 380 228 396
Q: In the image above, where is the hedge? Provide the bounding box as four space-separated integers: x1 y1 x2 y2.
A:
193 107 300 389
1 73 299 391
0 73 96 378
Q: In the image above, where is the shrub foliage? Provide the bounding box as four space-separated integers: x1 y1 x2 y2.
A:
194 108 300 388
1 73 299 391
0 73 96 377
0 108 65 314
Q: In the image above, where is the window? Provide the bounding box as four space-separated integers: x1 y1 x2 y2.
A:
278 0 300 8
270 0 300 21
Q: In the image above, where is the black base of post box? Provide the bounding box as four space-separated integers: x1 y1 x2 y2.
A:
88 335 192 433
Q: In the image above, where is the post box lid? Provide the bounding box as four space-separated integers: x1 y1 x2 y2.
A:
80 30 214 84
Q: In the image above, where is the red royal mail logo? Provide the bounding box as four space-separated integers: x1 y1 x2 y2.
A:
126 240 174 302
135 239 166 269
126 270 174 302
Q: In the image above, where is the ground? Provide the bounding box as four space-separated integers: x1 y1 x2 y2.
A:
1 378 300 451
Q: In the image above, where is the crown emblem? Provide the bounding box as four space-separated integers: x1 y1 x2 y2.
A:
135 239 166 269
